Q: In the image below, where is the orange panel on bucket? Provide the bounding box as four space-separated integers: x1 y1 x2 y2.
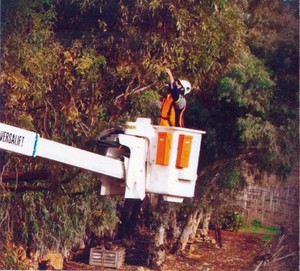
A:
156 132 172 166
176 134 193 168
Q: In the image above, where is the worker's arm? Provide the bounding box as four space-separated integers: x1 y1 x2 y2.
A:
166 68 179 101
166 68 186 109
166 68 175 85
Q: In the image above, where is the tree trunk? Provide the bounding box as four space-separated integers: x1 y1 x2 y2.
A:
117 198 142 239
166 209 181 253
214 225 223 248
175 209 201 253
199 208 212 237
150 226 166 269
189 210 203 241
149 196 167 269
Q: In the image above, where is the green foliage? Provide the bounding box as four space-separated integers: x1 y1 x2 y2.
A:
219 165 247 192
226 212 244 231
244 0 299 175
13 190 84 251
0 172 121 254
126 90 161 124
210 204 244 231
197 50 297 180
75 48 106 79
221 208 244 231
218 54 273 118
87 196 120 237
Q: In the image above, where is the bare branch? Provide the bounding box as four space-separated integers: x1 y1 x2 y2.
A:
113 82 154 111
198 149 259 180
130 84 154 95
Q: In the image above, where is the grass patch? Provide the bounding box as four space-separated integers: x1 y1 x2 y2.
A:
261 235 273 241
239 219 280 240
240 225 279 234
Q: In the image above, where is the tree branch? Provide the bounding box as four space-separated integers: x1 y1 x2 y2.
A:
2 169 51 183
114 83 154 110
198 149 259 180
2 169 84 193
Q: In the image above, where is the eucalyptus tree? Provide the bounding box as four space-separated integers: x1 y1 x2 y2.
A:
0 0 298 267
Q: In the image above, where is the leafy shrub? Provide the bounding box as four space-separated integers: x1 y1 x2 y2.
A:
211 205 244 231
222 209 244 231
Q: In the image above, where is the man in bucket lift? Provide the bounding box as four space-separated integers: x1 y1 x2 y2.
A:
159 68 192 127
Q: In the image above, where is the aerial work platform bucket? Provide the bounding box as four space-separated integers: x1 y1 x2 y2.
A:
118 118 206 202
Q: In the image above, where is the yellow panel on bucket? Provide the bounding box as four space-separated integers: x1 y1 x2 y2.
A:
156 132 172 166
176 134 193 168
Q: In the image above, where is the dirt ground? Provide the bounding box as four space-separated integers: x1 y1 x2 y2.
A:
64 230 299 271
162 230 264 271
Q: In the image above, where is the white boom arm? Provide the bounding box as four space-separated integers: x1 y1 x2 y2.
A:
0 122 125 179
0 118 206 203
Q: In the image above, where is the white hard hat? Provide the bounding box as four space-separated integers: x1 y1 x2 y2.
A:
178 79 192 95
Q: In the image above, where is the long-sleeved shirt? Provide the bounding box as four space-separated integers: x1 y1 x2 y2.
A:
169 82 186 110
